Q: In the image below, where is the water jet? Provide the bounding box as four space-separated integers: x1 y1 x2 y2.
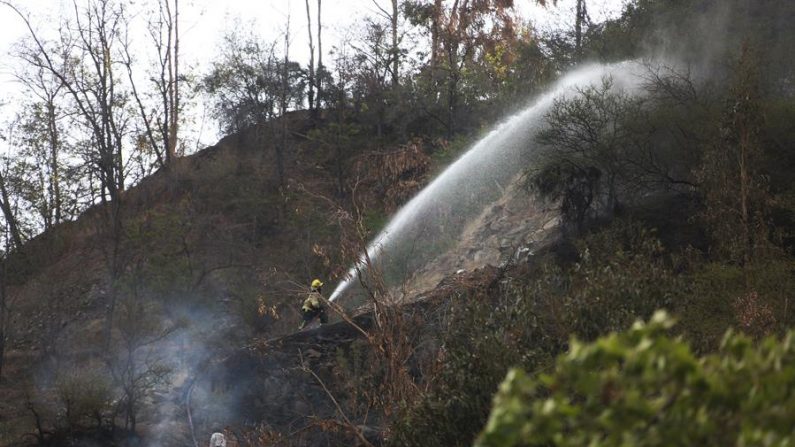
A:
330 61 644 303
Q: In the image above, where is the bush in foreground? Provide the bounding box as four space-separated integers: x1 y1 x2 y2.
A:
478 311 795 446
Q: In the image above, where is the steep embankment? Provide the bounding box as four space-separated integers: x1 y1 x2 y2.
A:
0 112 433 445
1 107 556 445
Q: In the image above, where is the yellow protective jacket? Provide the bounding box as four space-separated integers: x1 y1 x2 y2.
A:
302 290 324 312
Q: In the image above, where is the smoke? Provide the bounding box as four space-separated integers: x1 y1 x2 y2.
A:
144 302 249 447
23 290 252 447
637 0 732 75
632 0 795 91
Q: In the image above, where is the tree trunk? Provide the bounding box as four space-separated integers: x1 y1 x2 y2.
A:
575 0 587 60
739 117 752 269
316 0 323 108
305 0 316 115
277 22 291 188
431 0 442 71
0 174 23 250
0 244 7 380
446 61 460 137
335 89 345 197
0 327 4 380
167 0 180 164
391 0 399 86
46 101 62 225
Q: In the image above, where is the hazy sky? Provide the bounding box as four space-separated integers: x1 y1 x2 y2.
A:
0 0 626 145
0 0 626 84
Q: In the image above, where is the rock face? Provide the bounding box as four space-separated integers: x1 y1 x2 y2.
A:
405 175 559 295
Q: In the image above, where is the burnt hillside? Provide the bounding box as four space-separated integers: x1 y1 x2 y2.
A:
0 111 434 445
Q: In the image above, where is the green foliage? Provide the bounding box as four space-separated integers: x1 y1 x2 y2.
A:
491 33 558 110
697 46 771 266
562 221 683 340
403 0 556 136
683 255 795 352
390 220 684 446
201 21 305 134
54 367 113 430
582 0 696 62
478 311 795 446
389 285 560 447
677 261 743 351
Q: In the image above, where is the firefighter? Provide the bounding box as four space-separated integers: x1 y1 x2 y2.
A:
299 279 328 329
209 431 226 447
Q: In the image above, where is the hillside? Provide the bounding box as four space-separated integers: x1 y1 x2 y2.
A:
1 0 795 446
0 110 438 445
0 103 560 444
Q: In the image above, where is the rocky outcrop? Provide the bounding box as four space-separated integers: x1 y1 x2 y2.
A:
405 176 560 296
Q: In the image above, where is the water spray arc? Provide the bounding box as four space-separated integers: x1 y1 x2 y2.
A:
329 61 643 303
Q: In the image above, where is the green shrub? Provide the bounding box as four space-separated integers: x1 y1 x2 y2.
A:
389 285 560 447
390 220 683 446
478 311 795 446
682 255 795 352
560 220 684 340
54 367 114 430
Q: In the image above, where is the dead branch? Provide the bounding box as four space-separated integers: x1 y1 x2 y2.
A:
299 350 375 447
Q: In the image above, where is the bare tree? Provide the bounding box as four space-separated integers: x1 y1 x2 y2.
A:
10 0 130 203
11 62 70 230
106 276 179 433
3 0 136 352
278 17 292 187
4 3 131 270
124 0 182 169
370 0 401 86
305 0 316 114
316 0 324 105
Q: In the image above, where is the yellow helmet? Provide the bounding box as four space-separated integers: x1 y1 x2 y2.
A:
311 279 324 289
